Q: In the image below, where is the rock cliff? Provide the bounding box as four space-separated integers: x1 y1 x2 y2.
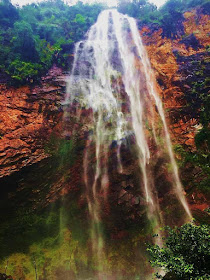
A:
141 8 210 149
0 8 209 214
140 8 209 215
0 7 209 280
0 66 67 178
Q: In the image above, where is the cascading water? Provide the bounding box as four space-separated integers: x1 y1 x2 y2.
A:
65 9 192 279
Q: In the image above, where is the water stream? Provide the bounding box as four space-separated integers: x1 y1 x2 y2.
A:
65 9 192 278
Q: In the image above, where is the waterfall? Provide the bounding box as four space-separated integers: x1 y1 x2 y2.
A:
65 9 192 278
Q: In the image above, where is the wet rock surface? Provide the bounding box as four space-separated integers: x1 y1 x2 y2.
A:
0 9 209 218
0 8 209 280
141 9 210 150
0 65 68 178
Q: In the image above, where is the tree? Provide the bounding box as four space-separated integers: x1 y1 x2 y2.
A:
12 21 38 62
147 223 210 279
117 0 158 24
0 0 19 27
7 59 42 82
159 0 185 38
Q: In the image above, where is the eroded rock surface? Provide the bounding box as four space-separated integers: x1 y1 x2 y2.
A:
0 65 68 178
141 9 210 149
0 9 209 219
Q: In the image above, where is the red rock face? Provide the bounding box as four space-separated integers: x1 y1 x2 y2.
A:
0 11 208 280
141 9 210 149
140 9 210 217
0 11 209 216
0 65 67 178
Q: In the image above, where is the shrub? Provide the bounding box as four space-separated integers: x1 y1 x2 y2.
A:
147 223 210 279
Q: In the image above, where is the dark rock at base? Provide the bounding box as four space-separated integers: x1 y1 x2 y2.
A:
0 273 13 280
163 272 180 279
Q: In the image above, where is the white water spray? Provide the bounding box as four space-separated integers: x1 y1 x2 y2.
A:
66 9 192 274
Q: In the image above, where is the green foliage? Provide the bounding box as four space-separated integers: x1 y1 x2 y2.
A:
117 0 209 38
0 0 19 27
186 0 210 10
117 0 159 25
0 0 105 83
12 21 38 62
195 127 210 151
147 223 210 279
159 3 185 38
172 51 209 198
180 54 210 154
0 205 60 258
155 0 205 38
174 140 209 196
7 59 42 82
0 226 88 280
0 0 208 82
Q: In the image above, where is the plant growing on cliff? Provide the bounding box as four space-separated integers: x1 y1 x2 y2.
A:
7 59 42 82
147 223 210 279
0 0 105 83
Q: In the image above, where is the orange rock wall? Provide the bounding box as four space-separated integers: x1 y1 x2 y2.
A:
141 9 210 148
0 66 66 177
0 9 209 179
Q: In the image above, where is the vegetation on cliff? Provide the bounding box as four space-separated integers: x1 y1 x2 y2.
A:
0 0 105 83
173 50 210 201
0 0 209 83
147 223 210 279
0 1 209 279
118 0 210 38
